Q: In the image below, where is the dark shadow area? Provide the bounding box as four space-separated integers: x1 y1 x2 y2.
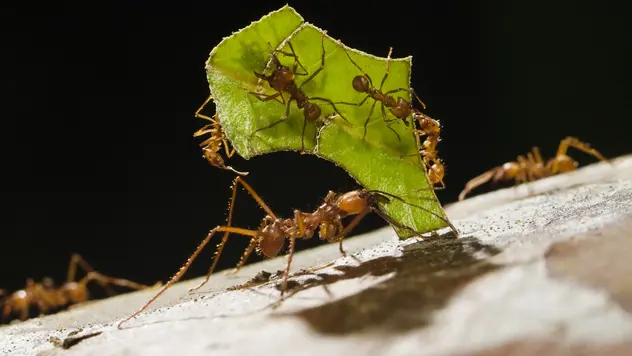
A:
273 237 501 335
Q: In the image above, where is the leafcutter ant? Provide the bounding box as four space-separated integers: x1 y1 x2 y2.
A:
193 95 248 175
246 30 351 151
335 43 446 188
458 136 608 200
1 254 156 322
118 177 457 328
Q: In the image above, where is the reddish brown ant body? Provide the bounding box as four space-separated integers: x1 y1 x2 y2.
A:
247 31 350 151
458 136 608 200
336 43 446 188
412 112 446 189
193 95 248 176
1 254 155 322
118 177 457 328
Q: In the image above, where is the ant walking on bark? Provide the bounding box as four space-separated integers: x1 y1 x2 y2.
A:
246 31 351 151
458 136 608 200
335 42 446 188
1 254 156 322
193 95 248 175
118 177 457 328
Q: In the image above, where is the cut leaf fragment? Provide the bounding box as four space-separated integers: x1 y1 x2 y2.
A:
204 5 452 238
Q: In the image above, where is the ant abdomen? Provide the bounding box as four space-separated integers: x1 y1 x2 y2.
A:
303 103 321 122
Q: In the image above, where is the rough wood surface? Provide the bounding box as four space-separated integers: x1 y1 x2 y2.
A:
2 155 631 356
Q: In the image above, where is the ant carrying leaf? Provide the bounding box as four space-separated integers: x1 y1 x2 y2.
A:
118 177 457 328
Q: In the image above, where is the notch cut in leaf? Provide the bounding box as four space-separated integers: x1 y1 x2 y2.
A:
204 5 452 238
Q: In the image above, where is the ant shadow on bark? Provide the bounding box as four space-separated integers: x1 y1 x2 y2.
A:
273 236 501 335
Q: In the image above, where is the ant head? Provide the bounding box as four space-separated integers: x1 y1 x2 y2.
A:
352 75 370 93
257 219 286 258
304 103 322 122
336 189 373 215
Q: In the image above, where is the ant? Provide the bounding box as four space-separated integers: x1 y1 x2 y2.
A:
334 43 446 188
193 95 248 176
118 176 457 328
411 112 446 189
246 30 351 151
1 254 156 322
458 136 608 201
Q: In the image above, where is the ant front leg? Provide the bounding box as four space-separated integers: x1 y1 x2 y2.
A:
274 42 309 76
246 90 285 105
378 47 394 92
194 95 216 122
191 176 278 291
338 39 375 87
299 30 328 90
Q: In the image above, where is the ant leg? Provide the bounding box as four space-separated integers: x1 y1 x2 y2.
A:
309 97 352 125
194 95 215 122
227 238 258 275
458 168 499 201
532 146 544 164
384 88 409 96
337 39 374 87
250 117 289 138
410 87 428 110
277 42 308 76
335 94 371 107
190 176 277 292
378 47 394 91
334 209 371 241
67 254 116 296
117 225 259 329
361 100 378 140
336 220 347 256
79 272 156 292
380 103 403 141
246 90 285 105
301 117 308 151
557 136 607 161
223 143 236 159
299 31 328 89
279 234 297 298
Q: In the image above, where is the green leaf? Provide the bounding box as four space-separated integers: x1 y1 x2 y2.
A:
205 5 451 238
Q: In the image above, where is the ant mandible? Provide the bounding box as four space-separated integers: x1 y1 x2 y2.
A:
246 30 351 151
458 136 608 200
1 254 156 322
193 95 248 176
118 176 457 328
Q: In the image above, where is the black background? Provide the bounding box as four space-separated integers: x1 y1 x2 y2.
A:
2 1 631 292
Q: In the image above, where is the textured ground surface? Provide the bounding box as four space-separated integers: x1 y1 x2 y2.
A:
2 155 631 356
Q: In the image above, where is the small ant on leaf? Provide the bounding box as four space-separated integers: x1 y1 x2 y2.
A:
335 42 446 188
246 30 351 151
1 254 157 323
193 95 248 176
458 136 608 200
118 177 457 328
